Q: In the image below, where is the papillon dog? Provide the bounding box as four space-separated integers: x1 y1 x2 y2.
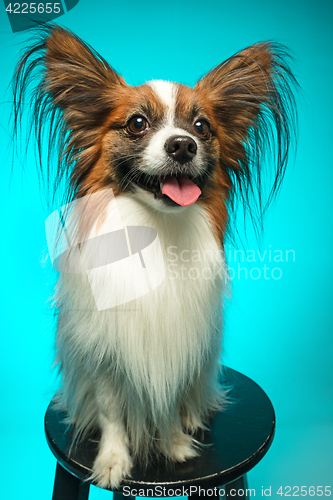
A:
12 25 297 489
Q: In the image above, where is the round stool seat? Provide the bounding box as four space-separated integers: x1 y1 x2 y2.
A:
45 367 275 498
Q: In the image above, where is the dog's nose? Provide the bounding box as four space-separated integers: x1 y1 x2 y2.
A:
165 135 197 164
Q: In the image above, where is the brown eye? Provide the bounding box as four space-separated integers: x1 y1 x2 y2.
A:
194 119 210 139
127 115 149 135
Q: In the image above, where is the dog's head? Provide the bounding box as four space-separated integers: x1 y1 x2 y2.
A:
13 25 297 240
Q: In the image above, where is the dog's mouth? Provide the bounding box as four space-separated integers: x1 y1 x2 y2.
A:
132 173 205 207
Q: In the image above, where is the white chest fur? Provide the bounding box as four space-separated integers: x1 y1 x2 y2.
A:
56 194 226 437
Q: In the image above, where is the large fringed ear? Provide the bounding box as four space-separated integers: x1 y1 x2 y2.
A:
196 42 298 233
12 25 126 206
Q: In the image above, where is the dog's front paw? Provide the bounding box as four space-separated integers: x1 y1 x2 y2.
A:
91 447 133 489
160 431 199 463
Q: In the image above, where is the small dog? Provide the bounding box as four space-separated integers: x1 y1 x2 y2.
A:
12 25 297 488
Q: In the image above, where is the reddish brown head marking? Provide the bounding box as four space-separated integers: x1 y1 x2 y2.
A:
13 25 298 244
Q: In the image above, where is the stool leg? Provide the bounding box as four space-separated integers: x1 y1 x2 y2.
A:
52 462 90 500
224 475 248 498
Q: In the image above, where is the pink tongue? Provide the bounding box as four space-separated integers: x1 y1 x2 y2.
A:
161 176 201 207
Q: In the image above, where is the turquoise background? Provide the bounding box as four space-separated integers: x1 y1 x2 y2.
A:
0 0 332 498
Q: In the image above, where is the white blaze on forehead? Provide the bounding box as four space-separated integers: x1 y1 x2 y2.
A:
141 80 203 178
148 80 177 124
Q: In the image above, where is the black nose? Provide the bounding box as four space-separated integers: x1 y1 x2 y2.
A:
165 135 197 164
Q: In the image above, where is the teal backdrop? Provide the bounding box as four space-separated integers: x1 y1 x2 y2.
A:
0 0 332 498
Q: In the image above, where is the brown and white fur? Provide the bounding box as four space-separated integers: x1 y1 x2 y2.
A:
12 25 297 488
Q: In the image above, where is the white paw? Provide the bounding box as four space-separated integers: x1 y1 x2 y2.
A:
91 448 133 489
161 432 199 463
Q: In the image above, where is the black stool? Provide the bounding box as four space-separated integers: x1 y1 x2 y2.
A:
45 367 275 500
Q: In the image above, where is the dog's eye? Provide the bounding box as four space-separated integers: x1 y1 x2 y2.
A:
194 119 210 139
127 115 150 135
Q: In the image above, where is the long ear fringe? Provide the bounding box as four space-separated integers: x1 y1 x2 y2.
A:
234 43 298 239
198 42 299 240
11 24 122 209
